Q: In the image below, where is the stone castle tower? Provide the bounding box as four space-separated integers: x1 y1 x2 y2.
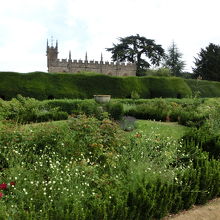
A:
46 39 136 76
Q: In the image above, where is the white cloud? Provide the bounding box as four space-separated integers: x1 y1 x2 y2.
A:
0 0 220 72
0 17 47 72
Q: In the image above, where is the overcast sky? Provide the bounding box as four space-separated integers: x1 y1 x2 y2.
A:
0 0 219 73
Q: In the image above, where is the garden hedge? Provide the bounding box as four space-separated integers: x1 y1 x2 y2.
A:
186 79 220 97
1 71 220 100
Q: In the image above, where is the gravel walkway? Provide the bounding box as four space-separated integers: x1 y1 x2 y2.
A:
163 198 220 220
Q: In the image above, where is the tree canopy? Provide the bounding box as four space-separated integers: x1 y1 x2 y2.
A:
106 34 165 76
193 43 220 81
163 41 185 76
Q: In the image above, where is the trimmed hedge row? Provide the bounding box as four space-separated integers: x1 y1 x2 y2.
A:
45 99 124 120
1 72 220 100
0 96 125 123
0 72 192 100
186 79 220 97
0 95 69 123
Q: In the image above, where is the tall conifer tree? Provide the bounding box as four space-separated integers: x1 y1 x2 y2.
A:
163 42 185 76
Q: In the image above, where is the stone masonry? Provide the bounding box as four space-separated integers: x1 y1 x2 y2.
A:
46 40 136 76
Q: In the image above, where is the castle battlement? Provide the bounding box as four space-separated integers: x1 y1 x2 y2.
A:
46 40 136 76
56 58 134 66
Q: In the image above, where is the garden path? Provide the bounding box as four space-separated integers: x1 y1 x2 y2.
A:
163 198 220 220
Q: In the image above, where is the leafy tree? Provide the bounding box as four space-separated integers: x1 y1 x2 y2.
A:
163 41 185 76
106 34 165 76
193 43 220 81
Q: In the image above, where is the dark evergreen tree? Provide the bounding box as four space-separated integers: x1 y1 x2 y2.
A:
106 34 165 76
163 41 185 76
193 43 220 81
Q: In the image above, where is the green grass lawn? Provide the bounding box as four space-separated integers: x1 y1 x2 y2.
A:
23 118 188 141
131 120 188 140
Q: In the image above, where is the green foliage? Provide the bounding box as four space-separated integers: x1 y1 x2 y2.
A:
193 43 220 81
0 72 198 100
176 98 208 127
44 99 98 115
174 140 220 205
143 76 192 98
155 67 172 77
0 113 220 219
124 98 218 128
186 78 220 97
163 41 185 76
125 98 182 121
131 90 140 99
0 95 68 123
71 100 99 116
132 120 187 140
1 95 220 219
44 99 122 120
36 110 68 122
105 102 124 120
0 116 128 219
143 67 172 77
2 72 220 100
106 34 165 75
182 106 220 159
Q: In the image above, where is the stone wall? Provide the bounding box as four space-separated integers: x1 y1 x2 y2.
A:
46 41 136 76
48 59 136 76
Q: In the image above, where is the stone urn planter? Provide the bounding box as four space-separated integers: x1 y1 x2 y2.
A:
94 95 111 103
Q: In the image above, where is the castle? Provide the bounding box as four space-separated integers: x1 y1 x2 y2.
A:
46 40 136 76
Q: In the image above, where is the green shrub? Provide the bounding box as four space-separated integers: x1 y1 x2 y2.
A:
125 98 179 121
0 95 41 123
178 111 206 127
1 98 220 219
0 116 220 219
186 79 220 97
124 98 216 126
44 99 81 114
182 127 220 160
105 102 124 120
181 105 220 158
143 68 172 77
45 99 121 120
0 153 9 171
36 111 68 122
71 100 99 116
0 95 68 123
131 90 140 99
0 72 193 100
